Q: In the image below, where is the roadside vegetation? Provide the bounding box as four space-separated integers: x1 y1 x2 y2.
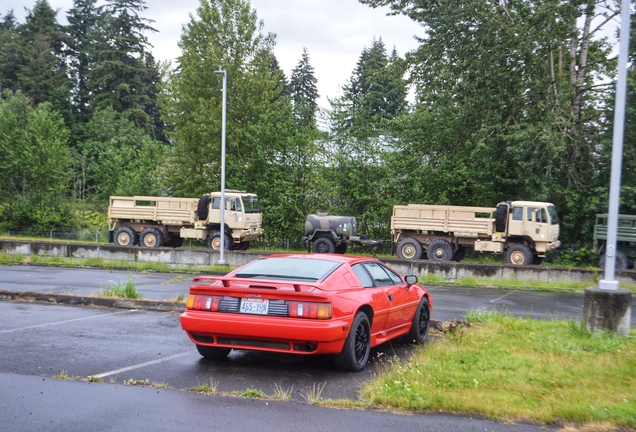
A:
362 311 636 429
99 277 143 299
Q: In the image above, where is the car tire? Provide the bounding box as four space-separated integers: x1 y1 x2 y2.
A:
397 238 422 261
506 243 533 266
114 226 137 246
599 250 629 271
334 243 348 254
207 231 231 251
403 297 430 344
313 237 335 254
140 227 164 248
427 239 453 262
196 344 231 359
335 312 371 372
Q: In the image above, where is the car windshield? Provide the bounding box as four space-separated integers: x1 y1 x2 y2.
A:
234 258 342 282
242 195 261 213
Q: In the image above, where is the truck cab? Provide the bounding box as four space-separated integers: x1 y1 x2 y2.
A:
503 201 560 255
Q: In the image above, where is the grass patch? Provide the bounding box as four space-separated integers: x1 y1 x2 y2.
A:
417 274 636 293
190 378 218 393
362 312 636 428
301 382 326 404
87 376 103 382
271 383 294 400
52 370 68 379
241 388 265 398
123 378 150 386
99 276 143 299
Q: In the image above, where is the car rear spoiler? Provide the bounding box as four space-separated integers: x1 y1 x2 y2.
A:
192 276 317 293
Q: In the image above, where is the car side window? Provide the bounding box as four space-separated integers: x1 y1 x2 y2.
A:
381 265 403 284
362 262 395 287
351 264 374 288
512 207 523 221
211 197 220 209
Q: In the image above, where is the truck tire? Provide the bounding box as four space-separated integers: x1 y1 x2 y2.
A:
453 246 466 262
114 226 137 246
598 250 629 271
335 243 348 254
207 231 231 251
166 236 184 248
313 237 335 254
397 238 423 261
140 227 164 248
197 195 211 221
495 203 508 232
427 239 453 262
506 244 533 266
237 241 250 251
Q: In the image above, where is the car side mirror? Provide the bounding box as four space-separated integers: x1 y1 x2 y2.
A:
404 275 418 288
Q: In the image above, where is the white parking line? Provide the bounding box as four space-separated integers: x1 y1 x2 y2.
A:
489 290 516 303
93 351 196 378
0 310 134 334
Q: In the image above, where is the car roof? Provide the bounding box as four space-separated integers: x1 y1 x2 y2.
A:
259 253 375 265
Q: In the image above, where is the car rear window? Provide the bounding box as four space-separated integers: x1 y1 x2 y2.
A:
233 258 342 282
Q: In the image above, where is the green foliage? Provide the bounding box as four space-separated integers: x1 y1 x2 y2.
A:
0 92 73 229
290 48 319 129
362 314 636 428
99 276 142 299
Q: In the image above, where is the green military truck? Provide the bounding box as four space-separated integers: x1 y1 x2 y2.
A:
304 213 385 254
594 213 636 271
108 191 264 251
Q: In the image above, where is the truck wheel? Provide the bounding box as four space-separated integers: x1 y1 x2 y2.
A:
533 255 544 265
335 243 348 254
313 237 335 253
506 244 533 266
495 203 508 232
140 228 164 248
427 239 453 262
197 195 211 221
453 247 466 262
166 236 184 248
207 231 231 251
397 238 423 260
599 250 629 271
114 227 137 246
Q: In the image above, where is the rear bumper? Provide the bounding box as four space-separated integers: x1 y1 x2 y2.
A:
180 311 350 355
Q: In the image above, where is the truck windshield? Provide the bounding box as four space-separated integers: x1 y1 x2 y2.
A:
241 195 261 213
547 205 559 225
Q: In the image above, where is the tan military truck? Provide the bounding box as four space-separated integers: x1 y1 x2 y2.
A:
108 191 264 251
391 201 561 266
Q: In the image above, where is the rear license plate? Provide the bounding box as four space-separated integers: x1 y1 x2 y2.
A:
240 298 269 315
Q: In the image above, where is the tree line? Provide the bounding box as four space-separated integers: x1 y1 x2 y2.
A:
0 0 634 245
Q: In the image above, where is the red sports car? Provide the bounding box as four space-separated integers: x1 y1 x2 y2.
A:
180 254 432 371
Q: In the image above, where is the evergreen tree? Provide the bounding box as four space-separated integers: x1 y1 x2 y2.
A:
66 0 100 125
0 11 21 93
16 0 70 105
88 0 158 131
290 48 319 129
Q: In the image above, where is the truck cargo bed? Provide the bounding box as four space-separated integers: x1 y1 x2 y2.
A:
391 204 495 237
108 196 199 225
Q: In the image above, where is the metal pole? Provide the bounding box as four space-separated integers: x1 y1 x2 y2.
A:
215 69 228 265
599 0 631 291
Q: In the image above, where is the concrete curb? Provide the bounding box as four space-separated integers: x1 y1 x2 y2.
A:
0 290 186 312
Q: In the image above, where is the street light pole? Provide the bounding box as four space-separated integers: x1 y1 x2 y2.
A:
215 68 228 265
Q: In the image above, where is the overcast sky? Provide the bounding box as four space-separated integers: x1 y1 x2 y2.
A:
4 0 423 108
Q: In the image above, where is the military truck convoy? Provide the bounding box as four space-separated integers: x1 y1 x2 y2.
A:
391 201 561 266
108 191 562 266
108 191 264 251
594 213 636 271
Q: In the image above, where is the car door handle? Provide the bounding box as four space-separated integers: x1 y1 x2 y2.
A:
388 294 393 301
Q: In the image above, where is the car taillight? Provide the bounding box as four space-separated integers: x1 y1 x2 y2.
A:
186 295 221 311
287 302 332 319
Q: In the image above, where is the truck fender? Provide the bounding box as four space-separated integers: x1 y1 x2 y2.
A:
507 236 535 251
